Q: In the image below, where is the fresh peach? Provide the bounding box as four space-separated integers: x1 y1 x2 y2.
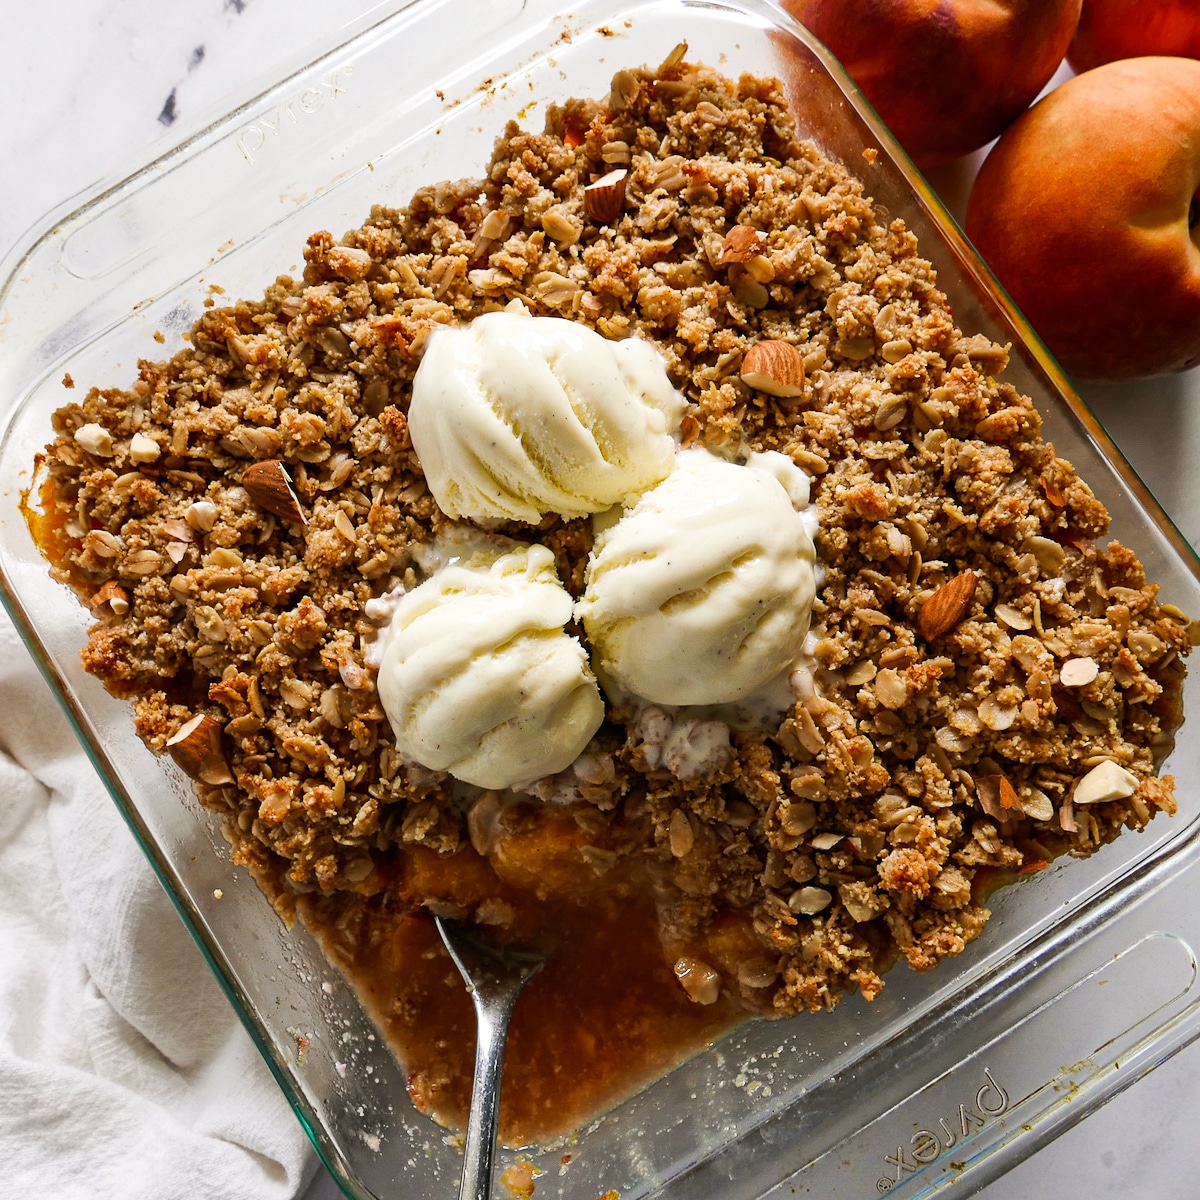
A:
781 0 1082 166
965 57 1200 380
1069 0 1200 73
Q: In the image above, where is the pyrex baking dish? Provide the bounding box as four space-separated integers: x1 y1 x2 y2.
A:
4 1 1200 1197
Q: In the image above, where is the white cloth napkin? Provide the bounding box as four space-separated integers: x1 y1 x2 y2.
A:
0 608 317 1200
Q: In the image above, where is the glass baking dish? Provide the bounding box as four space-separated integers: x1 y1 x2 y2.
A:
4 1 1200 1197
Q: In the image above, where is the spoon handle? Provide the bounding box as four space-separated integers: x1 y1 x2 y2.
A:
458 988 518 1200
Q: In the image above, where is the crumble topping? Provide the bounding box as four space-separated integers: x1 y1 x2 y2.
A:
35 57 1190 1058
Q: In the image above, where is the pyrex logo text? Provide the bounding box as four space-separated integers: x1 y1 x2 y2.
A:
876 1068 1010 1192
237 63 355 164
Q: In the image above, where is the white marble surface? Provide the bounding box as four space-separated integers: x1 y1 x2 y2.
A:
4 4 1200 1198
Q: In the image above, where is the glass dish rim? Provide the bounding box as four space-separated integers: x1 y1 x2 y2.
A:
4 2 1200 1197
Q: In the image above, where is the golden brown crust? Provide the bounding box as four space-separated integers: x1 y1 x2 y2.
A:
35 61 1190 1020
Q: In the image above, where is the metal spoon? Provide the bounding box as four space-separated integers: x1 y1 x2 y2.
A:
435 915 547 1200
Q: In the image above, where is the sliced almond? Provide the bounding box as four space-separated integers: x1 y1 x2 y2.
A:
978 694 1018 732
844 659 877 686
789 885 833 915
333 509 358 543
1059 657 1099 688
242 459 305 524
89 579 130 616
730 269 770 310
167 713 232 783
780 799 817 837
916 572 977 640
740 340 805 398
197 757 237 786
1024 535 1066 576
583 169 628 224
1021 788 1055 822
719 225 762 265
737 957 780 989
810 831 843 851
994 602 1032 631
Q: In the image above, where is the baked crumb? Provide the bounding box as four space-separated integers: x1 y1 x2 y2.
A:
31 59 1189 1133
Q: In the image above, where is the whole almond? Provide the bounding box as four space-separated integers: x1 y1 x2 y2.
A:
1073 759 1138 805
584 169 628 223
167 713 233 783
916 571 978 640
242 459 305 524
719 225 762 265
740 340 805 398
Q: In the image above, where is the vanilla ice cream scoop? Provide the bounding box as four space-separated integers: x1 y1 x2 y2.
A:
377 543 604 789
579 448 817 706
408 309 685 524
